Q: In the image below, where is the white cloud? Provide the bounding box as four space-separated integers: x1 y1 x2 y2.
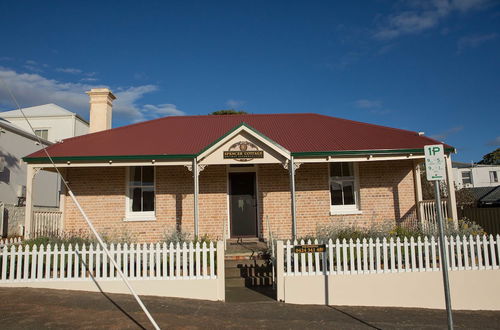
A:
142 104 184 117
56 67 83 74
0 67 182 122
487 136 500 146
457 33 497 52
353 99 382 109
374 0 490 40
430 125 464 141
225 99 245 109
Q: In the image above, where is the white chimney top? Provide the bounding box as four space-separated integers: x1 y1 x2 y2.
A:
86 88 116 133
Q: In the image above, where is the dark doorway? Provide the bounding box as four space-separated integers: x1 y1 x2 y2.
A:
229 172 257 238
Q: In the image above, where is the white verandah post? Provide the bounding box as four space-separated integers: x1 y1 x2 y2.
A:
413 160 424 227
289 156 297 240
24 164 39 239
445 154 458 225
193 158 199 238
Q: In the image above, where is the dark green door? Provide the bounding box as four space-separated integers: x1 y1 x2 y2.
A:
229 172 257 237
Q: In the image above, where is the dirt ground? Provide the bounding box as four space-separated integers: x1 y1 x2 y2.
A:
0 287 499 329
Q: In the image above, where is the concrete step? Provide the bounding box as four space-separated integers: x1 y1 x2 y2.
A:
224 259 269 268
225 276 273 288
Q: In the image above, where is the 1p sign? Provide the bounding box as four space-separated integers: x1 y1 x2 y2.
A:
425 144 445 181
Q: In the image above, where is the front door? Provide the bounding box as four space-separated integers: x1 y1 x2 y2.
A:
229 172 257 238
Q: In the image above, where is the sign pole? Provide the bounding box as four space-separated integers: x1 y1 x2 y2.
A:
434 181 454 330
425 144 453 330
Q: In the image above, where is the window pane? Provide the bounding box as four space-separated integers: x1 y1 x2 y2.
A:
142 187 155 211
131 167 142 186
343 181 355 205
490 171 498 183
462 171 471 184
330 181 343 205
341 163 353 177
142 167 154 186
330 163 342 177
131 188 142 211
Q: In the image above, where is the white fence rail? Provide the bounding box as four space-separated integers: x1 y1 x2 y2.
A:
0 241 218 282
30 211 62 237
282 235 500 276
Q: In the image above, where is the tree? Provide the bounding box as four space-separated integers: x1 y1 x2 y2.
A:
210 110 248 115
478 148 500 165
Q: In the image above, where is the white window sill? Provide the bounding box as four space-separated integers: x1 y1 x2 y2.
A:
123 214 157 222
330 208 362 216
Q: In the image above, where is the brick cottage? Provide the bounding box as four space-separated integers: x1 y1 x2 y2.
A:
23 89 457 242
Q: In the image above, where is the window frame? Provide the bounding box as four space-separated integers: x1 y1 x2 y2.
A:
490 171 498 183
461 171 472 185
328 162 362 215
124 166 157 222
34 128 49 140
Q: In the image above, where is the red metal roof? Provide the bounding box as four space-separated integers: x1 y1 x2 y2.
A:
25 113 452 160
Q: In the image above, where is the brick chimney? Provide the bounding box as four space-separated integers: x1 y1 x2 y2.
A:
86 88 116 133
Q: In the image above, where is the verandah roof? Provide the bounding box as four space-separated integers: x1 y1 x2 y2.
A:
24 113 453 162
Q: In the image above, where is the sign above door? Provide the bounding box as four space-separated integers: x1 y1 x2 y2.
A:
223 141 264 161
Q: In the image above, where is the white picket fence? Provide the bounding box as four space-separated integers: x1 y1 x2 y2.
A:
0 241 218 282
281 235 500 276
0 237 22 248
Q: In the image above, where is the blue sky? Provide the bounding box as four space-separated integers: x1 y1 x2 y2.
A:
0 0 498 162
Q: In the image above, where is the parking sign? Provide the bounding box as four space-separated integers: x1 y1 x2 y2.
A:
424 144 445 181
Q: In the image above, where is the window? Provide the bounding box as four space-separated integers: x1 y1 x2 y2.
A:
329 162 360 214
461 171 472 185
34 129 48 140
490 171 498 183
125 166 155 221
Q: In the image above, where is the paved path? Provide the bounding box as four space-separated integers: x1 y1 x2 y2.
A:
0 287 499 329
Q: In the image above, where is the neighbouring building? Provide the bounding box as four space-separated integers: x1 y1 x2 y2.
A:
452 162 500 190
0 103 89 142
23 88 458 242
0 104 90 237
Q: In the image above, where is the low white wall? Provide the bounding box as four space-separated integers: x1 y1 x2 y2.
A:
283 270 500 310
2 278 221 301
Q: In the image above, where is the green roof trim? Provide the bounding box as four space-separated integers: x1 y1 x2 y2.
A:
23 154 196 163
291 147 455 157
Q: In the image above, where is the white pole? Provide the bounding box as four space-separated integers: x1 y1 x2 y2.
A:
68 190 160 330
435 182 453 330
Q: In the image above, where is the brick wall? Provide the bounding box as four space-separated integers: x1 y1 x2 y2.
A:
63 160 416 242
64 165 228 242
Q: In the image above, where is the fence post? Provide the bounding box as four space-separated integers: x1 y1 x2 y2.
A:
276 240 285 302
216 241 225 301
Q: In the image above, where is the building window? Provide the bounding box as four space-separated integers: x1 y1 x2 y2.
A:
490 171 498 183
329 162 360 214
125 166 155 221
34 129 48 140
461 171 472 185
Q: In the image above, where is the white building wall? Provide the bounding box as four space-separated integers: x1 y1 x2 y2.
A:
453 165 500 189
5 116 86 142
0 127 59 207
74 116 90 137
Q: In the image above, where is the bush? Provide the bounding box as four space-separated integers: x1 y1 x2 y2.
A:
162 230 213 245
304 217 485 242
22 231 96 248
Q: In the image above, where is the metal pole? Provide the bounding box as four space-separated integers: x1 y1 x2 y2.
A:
434 181 453 330
289 156 297 240
193 158 199 238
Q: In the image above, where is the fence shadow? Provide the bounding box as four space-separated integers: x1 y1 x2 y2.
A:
328 306 382 330
75 250 147 330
